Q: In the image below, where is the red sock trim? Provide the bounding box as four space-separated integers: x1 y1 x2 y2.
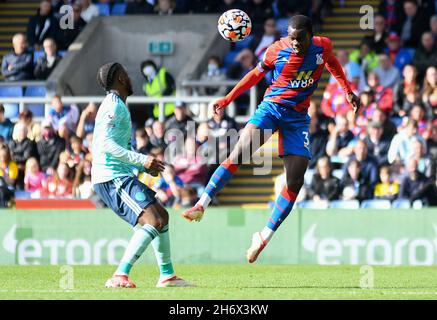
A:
281 188 298 202
222 159 238 174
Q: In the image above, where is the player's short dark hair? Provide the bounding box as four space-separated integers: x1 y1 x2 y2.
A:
288 15 313 36
0 105 4 113
97 62 123 92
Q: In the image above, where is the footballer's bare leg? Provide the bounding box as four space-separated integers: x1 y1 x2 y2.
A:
247 155 308 263
182 123 273 222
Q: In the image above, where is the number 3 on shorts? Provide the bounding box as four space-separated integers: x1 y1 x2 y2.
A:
302 131 309 150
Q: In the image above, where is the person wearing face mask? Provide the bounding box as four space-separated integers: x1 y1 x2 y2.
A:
141 60 176 119
36 119 66 172
199 56 227 96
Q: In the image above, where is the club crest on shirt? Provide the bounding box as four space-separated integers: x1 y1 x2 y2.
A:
316 53 324 65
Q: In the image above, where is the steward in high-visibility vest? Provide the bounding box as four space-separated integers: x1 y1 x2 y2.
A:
141 60 176 118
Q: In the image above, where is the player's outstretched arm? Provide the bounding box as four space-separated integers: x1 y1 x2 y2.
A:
212 67 266 115
325 53 361 114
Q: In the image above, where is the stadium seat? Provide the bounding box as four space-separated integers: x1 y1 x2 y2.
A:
304 168 314 186
275 18 289 37
111 3 126 15
412 200 423 209
332 169 343 180
96 3 110 16
33 50 44 64
391 199 411 209
296 200 329 209
0 86 23 119
360 199 392 209
24 86 46 117
223 51 238 68
234 34 253 51
58 50 67 57
329 200 360 209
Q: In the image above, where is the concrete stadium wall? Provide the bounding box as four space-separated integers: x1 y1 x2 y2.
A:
1 208 437 266
48 15 230 96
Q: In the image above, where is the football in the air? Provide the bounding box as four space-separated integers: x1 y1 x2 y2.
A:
217 9 252 42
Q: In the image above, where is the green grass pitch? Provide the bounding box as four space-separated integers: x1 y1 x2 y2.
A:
1 265 437 300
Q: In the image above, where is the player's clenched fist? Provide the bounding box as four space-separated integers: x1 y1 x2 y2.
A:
211 98 229 115
144 156 165 176
346 92 361 114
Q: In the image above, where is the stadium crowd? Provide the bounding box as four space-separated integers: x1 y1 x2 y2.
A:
0 0 436 208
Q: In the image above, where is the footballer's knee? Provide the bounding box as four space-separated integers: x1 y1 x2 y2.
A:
286 176 304 193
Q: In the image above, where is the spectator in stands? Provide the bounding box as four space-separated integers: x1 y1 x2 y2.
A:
227 48 268 114
26 0 59 50
1 33 33 81
24 157 45 197
80 0 99 23
422 66 437 119
58 2 87 50
144 117 154 138
154 164 184 207
185 0 218 13
413 32 437 82
321 72 358 117
72 159 93 199
431 15 437 41
67 135 85 170
326 115 355 160
41 162 73 198
384 32 413 73
329 49 361 87
206 106 239 170
411 138 433 176
9 123 37 190
126 0 154 14
393 64 421 118
149 120 167 149
366 72 394 113
250 18 280 61
344 139 379 193
0 143 18 190
427 125 437 182
37 119 66 172
374 165 399 200
378 0 404 32
48 96 80 134
373 53 401 89
141 60 176 118
155 0 178 14
12 108 37 141
363 14 388 54
388 119 427 165
308 102 331 169
399 157 437 206
276 0 310 18
349 39 379 78
219 0 248 13
165 101 196 137
340 159 370 202
135 127 153 155
364 121 391 166
198 55 227 96
173 136 207 195
371 107 397 141
138 146 164 189
34 38 62 80
409 104 430 137
306 156 341 202
0 106 14 143
76 103 97 139
399 0 430 48
179 186 198 208
359 87 377 120
247 0 274 35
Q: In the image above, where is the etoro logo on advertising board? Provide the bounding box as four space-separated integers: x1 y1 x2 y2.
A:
303 223 437 266
3 224 129 265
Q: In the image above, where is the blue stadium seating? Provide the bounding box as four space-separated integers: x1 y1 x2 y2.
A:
111 3 126 15
329 200 360 209
33 50 44 64
296 200 329 209
96 3 110 16
360 199 392 209
391 199 411 209
223 51 238 68
234 34 253 51
0 86 23 119
24 86 46 117
58 50 67 57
